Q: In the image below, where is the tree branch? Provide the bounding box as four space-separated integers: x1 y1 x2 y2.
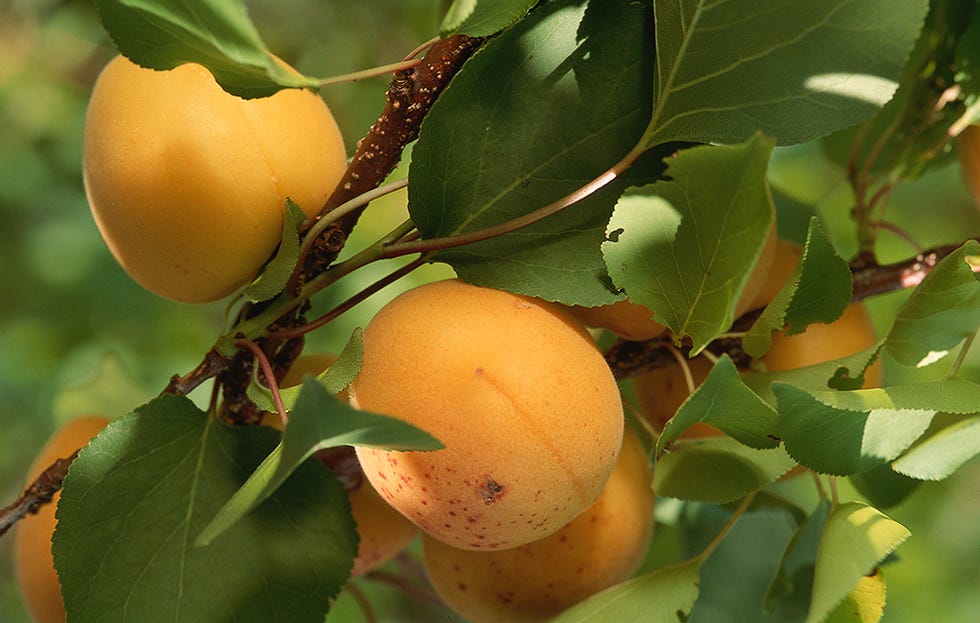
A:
0 451 77 537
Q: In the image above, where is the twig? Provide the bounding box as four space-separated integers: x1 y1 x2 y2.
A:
0 451 78 537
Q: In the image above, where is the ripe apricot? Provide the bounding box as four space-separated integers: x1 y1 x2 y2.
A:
262 354 417 576
957 124 980 207
14 416 109 623
764 302 883 387
749 238 803 311
421 427 654 623
564 299 666 341
83 55 347 303
350 280 624 550
733 220 779 317
630 356 722 438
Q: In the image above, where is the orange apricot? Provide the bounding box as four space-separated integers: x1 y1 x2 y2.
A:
83 55 347 302
957 124 980 207
630 356 723 438
421 427 654 623
14 416 110 623
350 279 625 550
564 299 666 341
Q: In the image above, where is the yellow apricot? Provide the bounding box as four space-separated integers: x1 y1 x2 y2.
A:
421 427 654 623
564 299 666 341
14 416 110 623
764 302 883 387
957 124 980 207
351 279 624 551
262 354 417 576
749 238 804 311
83 55 347 303
630 356 722 438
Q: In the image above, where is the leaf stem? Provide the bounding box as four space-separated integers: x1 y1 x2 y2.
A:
318 59 422 88
944 328 978 380
695 492 756 563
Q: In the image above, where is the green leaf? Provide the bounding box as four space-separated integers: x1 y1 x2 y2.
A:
409 0 655 305
241 199 305 303
657 355 779 454
548 558 701 623
646 0 930 146
742 346 880 405
775 383 936 475
197 379 442 545
440 0 537 37
882 240 980 368
654 436 797 503
94 0 318 98
892 416 980 480
766 500 832 620
604 135 775 352
805 502 909 623
849 463 922 509
805 380 980 414
247 328 364 413
744 218 852 358
54 394 354 622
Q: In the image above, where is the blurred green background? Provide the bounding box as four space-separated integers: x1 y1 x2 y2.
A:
0 1 976 622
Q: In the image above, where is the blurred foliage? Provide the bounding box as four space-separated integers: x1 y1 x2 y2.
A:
0 1 976 622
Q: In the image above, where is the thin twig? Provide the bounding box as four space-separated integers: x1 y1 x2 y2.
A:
0 451 78 537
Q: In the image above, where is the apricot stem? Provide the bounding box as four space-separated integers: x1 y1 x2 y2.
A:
318 59 422 88
235 339 288 426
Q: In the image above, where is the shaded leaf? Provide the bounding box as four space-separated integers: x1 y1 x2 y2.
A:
54 394 354 622
849 463 922 509
548 558 701 623
744 218 852 358
410 0 655 305
197 380 442 545
824 568 887 623
654 436 796 503
94 0 318 98
766 500 832 620
646 0 930 146
242 199 305 303
775 383 935 475
658 355 779 454
604 135 775 352
883 240 980 368
806 503 909 623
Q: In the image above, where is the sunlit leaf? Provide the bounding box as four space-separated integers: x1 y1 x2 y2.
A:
824 567 887 623
775 383 936 475
94 0 318 97
646 0 929 146
54 394 354 622
604 135 775 352
658 355 779 454
744 218 852 358
892 416 980 480
410 0 655 305
654 436 796 503
440 0 537 36
548 558 701 623
197 380 442 545
805 503 909 623
883 240 980 368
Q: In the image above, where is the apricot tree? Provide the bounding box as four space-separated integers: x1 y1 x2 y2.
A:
1 1 978 622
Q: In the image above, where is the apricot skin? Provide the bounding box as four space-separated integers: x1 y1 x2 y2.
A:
421 427 654 623
764 302 883 387
631 356 722 438
264 354 417 576
14 416 109 623
565 299 666 341
83 55 347 303
351 280 625 551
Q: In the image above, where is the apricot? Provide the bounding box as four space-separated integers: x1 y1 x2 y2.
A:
83 55 347 303
262 354 417 576
564 299 666 341
957 124 980 207
733 220 779 317
350 279 624 550
749 238 803 311
630 356 723 438
14 416 109 623
764 302 883 387
421 427 654 623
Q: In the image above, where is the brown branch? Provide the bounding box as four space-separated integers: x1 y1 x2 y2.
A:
0 451 78 538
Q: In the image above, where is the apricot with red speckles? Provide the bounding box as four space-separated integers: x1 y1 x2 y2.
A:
351 280 624 551
421 427 654 623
